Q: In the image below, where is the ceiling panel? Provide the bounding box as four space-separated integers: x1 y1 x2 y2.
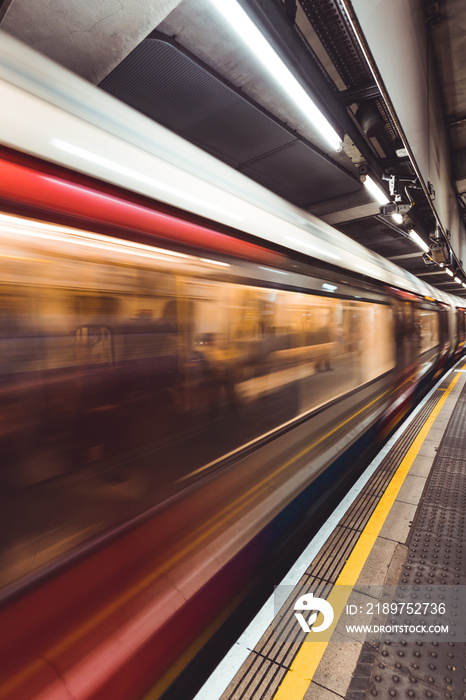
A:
241 139 360 207
102 37 297 166
101 35 360 205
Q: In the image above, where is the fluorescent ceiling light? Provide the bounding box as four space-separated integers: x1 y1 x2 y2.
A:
362 175 389 205
455 277 461 284
207 0 342 151
445 269 454 277
408 229 429 253
391 213 403 224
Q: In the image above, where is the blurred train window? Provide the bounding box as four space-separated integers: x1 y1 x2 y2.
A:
121 271 179 361
75 325 114 364
73 294 119 320
71 295 118 365
0 237 399 591
234 293 394 412
417 309 439 353
394 302 440 366
123 304 178 360
458 309 466 352
0 291 39 373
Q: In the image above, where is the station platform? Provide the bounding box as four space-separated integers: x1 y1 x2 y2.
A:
194 361 466 700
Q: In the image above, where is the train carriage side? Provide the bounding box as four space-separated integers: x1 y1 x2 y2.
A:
0 177 460 700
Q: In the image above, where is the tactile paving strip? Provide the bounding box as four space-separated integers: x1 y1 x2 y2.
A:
348 639 465 699
347 381 466 699
220 391 446 699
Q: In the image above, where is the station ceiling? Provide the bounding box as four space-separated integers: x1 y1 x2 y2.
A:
2 0 466 296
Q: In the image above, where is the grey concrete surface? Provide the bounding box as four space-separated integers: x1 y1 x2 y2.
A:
2 0 182 82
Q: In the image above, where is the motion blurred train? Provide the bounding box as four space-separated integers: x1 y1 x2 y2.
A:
0 31 465 700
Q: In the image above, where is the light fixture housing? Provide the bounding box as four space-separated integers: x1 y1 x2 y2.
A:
362 174 389 205
408 229 429 253
207 0 342 151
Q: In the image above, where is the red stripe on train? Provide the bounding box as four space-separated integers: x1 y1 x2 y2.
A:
0 155 282 266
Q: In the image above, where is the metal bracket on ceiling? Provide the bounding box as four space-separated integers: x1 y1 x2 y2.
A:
422 251 434 265
427 181 436 201
458 193 466 222
382 173 418 201
338 83 380 105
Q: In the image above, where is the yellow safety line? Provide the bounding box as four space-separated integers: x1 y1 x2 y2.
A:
272 368 463 700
